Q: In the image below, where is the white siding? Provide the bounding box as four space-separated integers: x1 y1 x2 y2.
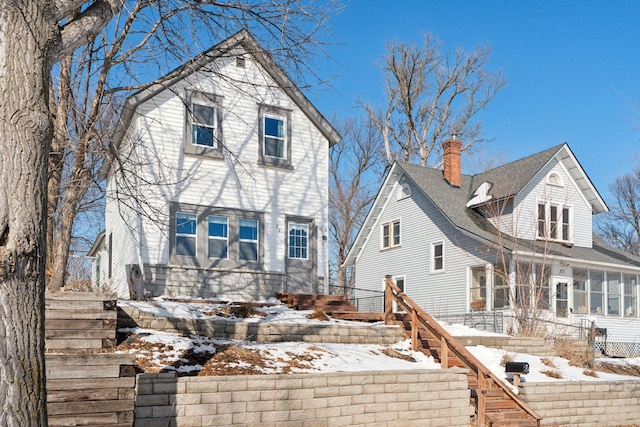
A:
513 156 593 247
105 45 329 295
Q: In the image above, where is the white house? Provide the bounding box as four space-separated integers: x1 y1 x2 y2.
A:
88 30 340 300
345 139 640 345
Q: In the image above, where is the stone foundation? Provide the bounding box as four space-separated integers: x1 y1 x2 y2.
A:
142 264 290 300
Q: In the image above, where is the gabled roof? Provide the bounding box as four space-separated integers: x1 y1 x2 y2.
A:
102 30 340 177
344 144 638 270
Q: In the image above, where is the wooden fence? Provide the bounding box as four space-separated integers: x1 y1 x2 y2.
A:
45 291 136 427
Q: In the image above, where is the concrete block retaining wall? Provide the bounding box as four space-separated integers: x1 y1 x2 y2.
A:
454 336 554 357
119 305 404 345
520 380 640 426
135 369 473 427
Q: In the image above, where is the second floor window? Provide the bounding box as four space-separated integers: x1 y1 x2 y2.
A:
381 220 400 249
191 103 217 147
264 115 286 159
537 202 571 241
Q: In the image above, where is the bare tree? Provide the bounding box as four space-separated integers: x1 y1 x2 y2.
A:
329 116 384 292
45 1 340 292
596 167 640 255
0 1 123 423
360 33 506 167
0 0 339 423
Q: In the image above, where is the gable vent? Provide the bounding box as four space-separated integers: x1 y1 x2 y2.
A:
236 56 246 68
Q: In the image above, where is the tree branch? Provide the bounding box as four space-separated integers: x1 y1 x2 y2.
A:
51 0 123 64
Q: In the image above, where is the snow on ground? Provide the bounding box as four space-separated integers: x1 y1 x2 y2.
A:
118 298 640 383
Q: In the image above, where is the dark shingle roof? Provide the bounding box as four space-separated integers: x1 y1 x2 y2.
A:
397 147 640 269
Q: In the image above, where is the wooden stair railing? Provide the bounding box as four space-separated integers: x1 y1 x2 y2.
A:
384 277 541 427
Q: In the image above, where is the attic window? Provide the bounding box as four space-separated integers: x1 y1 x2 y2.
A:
236 56 245 68
546 172 563 187
397 182 411 200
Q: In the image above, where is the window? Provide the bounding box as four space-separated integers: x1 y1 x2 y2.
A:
258 105 292 168
170 203 263 268
623 274 637 317
537 202 571 242
549 205 558 239
470 267 487 310
397 182 411 200
535 265 550 310
515 263 533 307
264 115 286 158
492 264 509 309
573 269 588 314
431 242 444 272
590 271 604 314
381 220 400 249
562 208 570 241
239 219 259 261
176 212 197 256
607 272 621 315
546 172 563 186
288 223 308 259
208 216 228 259
537 203 546 238
184 91 223 158
191 103 217 147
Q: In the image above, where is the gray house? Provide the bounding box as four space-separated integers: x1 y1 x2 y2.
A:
345 139 640 343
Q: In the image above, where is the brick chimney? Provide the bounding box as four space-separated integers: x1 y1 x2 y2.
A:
442 135 462 187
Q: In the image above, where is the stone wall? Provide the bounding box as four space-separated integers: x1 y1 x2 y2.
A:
142 264 289 300
454 336 554 357
520 380 640 426
119 305 404 345
135 369 473 427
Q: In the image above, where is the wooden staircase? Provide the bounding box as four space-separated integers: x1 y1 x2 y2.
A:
384 278 541 427
276 293 358 312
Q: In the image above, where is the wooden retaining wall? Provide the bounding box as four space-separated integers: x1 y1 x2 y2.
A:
45 291 136 427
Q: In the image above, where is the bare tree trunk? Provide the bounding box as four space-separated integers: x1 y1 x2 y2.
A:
46 55 74 282
0 2 52 424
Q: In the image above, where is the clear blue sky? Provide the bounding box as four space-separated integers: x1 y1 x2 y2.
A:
310 0 640 202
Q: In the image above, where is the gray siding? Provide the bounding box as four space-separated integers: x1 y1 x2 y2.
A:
355 176 497 317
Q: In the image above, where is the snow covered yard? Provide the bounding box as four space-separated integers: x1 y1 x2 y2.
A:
117 297 640 386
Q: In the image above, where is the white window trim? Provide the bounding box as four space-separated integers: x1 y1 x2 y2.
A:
176 212 197 257
263 113 287 160
191 101 218 148
207 215 229 259
288 222 309 260
397 182 411 200
431 241 445 273
536 200 573 243
380 218 401 250
546 172 564 187
239 219 259 261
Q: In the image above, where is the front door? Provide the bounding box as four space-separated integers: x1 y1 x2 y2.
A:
555 281 569 317
285 217 316 293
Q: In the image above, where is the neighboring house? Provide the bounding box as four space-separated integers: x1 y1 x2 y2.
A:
344 139 640 343
89 30 340 300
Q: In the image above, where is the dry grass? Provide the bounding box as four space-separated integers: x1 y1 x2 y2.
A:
207 303 267 319
541 369 563 379
553 336 592 368
595 361 640 377
381 347 417 362
583 369 598 377
541 357 556 368
306 308 329 321
499 352 515 367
